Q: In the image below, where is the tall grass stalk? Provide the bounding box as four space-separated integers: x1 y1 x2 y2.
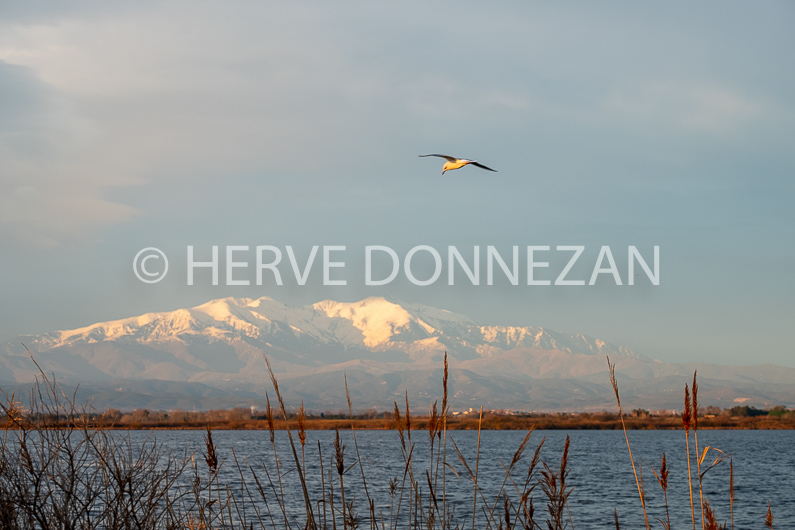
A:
328 456 337 530
692 371 705 530
265 391 290 528
344 374 374 529
334 429 347 530
427 398 440 527
607 356 650 530
684 383 696 530
318 440 328 530
540 434 572 530
486 428 533 524
441 352 449 530
264 354 317 530
472 405 483 530
450 437 499 530
650 453 670 530
299 401 307 478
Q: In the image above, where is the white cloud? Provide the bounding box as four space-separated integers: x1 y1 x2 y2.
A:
0 185 137 249
0 61 138 248
0 1 789 249
604 81 767 135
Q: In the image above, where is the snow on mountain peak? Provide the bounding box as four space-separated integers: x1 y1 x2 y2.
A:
194 298 237 320
20 295 642 363
314 297 429 347
189 297 274 338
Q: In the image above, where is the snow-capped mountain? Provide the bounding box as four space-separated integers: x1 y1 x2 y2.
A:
2 296 793 411
19 295 640 362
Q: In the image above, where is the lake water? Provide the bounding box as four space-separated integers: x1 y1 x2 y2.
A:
130 428 793 528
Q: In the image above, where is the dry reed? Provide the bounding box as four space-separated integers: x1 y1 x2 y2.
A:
607 355 651 530
693 371 705 530
651 453 670 530
684 382 696 530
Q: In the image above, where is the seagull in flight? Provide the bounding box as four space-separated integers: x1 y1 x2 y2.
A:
419 154 497 174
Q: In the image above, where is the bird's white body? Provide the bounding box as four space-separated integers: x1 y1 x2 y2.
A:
419 154 497 174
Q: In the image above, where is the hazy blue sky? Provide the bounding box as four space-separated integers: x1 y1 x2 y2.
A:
1 1 793 366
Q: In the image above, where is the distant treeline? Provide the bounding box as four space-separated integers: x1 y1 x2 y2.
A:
8 404 793 430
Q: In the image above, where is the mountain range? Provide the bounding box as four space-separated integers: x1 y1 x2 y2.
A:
2 296 793 412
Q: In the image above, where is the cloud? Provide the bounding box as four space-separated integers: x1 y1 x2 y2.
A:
0 1 789 249
603 81 767 135
0 3 542 171
0 61 138 248
0 6 397 177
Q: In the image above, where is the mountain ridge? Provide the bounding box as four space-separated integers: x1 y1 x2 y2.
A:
2 295 793 411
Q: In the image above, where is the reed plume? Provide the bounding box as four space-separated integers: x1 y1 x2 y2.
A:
427 398 440 525
298 401 307 488
394 401 405 454
428 400 439 448
607 356 650 530
523 495 536 530
693 371 705 530
703 501 722 530
651 453 670 530
692 371 699 432
334 428 347 529
684 383 696 530
404 391 411 446
203 424 218 474
540 435 571 530
441 351 449 529
298 402 307 448
265 392 275 445
441 352 449 423
264 353 317 530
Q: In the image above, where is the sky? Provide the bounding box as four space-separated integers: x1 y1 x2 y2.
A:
0 1 793 367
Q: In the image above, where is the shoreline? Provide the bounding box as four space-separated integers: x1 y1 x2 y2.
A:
10 414 793 431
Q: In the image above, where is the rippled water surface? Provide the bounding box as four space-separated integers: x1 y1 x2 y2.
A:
128 428 793 528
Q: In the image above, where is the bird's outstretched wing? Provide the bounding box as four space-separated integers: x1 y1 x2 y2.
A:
471 161 497 172
419 154 457 162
